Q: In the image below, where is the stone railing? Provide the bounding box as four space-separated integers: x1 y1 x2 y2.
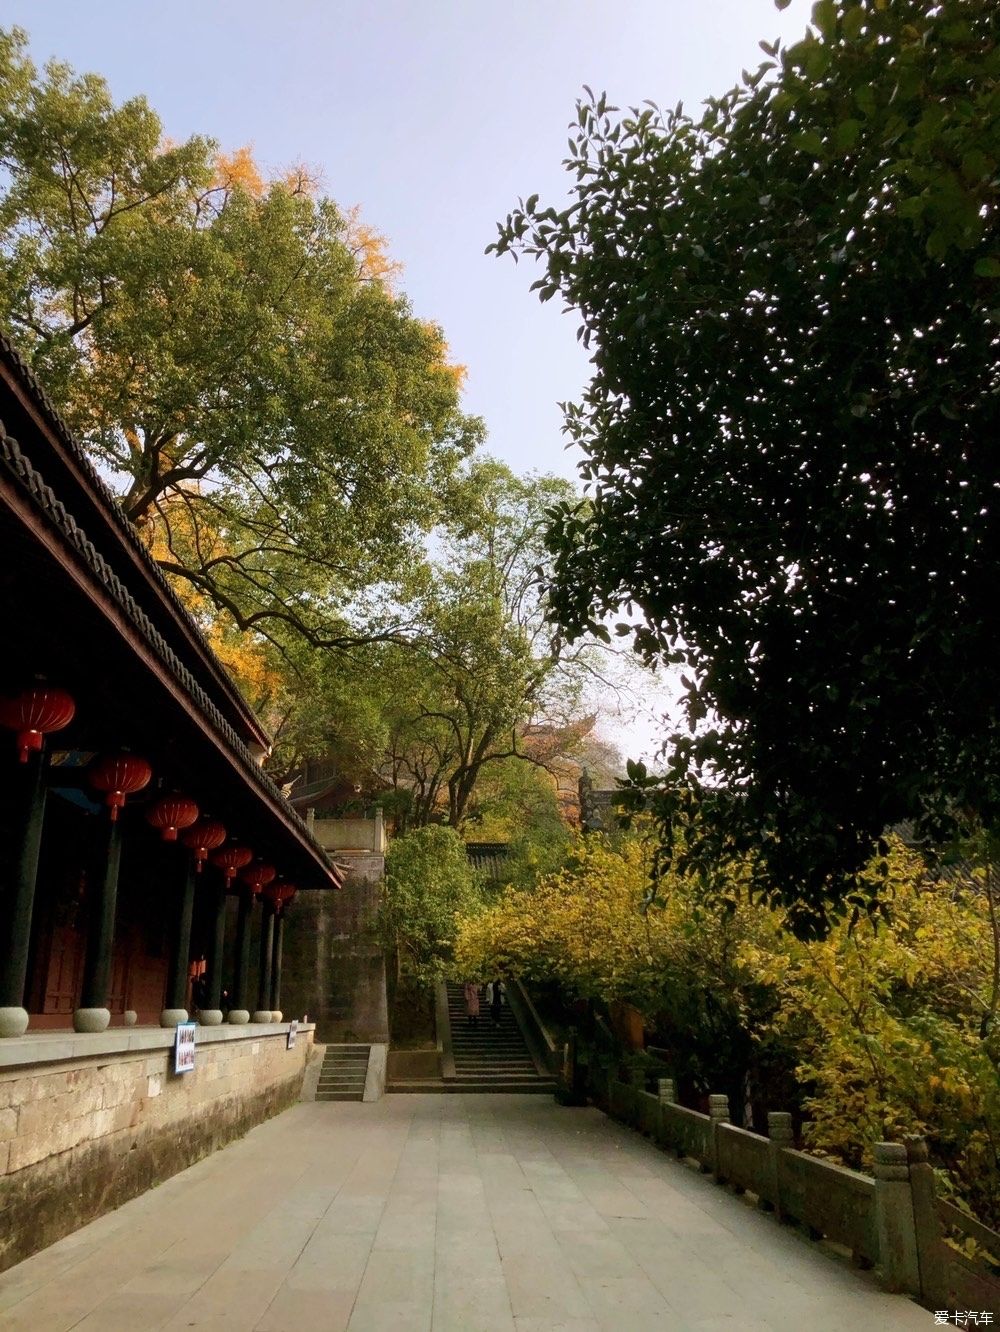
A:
585 1065 1000 1311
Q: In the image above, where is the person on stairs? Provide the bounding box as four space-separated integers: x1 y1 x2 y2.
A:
487 978 505 1030
463 980 481 1027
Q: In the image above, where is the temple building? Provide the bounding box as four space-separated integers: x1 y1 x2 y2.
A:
0 332 343 1270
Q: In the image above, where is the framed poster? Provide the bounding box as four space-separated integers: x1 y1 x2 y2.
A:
174 1021 196 1074
286 1019 298 1050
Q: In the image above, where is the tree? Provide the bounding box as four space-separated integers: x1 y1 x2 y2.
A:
0 27 481 648
267 462 616 828
379 825 482 987
491 0 1000 936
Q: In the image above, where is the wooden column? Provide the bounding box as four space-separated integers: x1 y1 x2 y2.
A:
269 909 285 1018
201 883 228 1025
74 819 122 1032
253 903 274 1022
161 856 196 1026
0 750 47 1037
228 888 254 1023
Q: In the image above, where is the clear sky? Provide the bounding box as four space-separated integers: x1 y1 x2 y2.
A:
5 0 814 761
7 0 812 483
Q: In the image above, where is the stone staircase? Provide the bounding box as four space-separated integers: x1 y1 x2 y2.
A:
315 1044 370 1101
442 983 555 1093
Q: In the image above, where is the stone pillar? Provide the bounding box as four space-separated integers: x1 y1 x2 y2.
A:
873 1142 920 1295
74 819 122 1033
200 883 227 1025
766 1110 793 1216
269 909 284 1020
0 750 48 1037
709 1092 730 1180
253 902 274 1022
227 888 254 1024
904 1136 938 1303
657 1077 676 1103
161 857 196 1026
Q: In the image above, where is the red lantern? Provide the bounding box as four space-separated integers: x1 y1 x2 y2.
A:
181 818 227 872
146 794 199 841
265 881 297 912
88 753 152 820
0 686 75 763
211 844 253 885
240 862 276 894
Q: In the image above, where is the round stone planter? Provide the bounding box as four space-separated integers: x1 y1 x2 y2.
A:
251 1010 272 1023
198 1009 224 1026
124 1010 138 1026
160 1008 188 1027
73 1007 110 1033
227 1009 250 1025
0 1006 29 1038
271 1010 282 1023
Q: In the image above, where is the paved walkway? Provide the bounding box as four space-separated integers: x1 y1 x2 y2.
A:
0 1095 934 1331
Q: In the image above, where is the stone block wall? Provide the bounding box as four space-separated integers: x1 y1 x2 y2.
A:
0 1027 311 1272
282 850 388 1043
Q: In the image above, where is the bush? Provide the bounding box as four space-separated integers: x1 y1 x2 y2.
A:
379 825 482 988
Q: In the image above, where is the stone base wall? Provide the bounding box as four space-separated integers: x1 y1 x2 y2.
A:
0 1027 311 1272
282 850 389 1043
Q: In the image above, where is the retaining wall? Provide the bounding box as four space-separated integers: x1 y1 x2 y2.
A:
0 1022 312 1272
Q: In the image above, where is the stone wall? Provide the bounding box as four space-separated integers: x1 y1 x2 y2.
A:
0 1025 311 1272
281 850 388 1043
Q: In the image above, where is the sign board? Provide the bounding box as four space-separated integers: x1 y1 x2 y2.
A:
286 1019 298 1050
174 1021 196 1074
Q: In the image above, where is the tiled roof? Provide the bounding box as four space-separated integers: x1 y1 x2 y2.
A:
0 422 339 886
0 331 267 746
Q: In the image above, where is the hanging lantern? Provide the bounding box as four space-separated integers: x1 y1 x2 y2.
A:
240 861 276 894
88 752 152 820
181 818 227 872
265 881 297 912
146 793 200 841
0 686 76 763
210 843 253 886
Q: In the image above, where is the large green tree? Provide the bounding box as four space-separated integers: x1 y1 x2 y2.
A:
0 27 481 648
492 0 1000 936
264 462 612 828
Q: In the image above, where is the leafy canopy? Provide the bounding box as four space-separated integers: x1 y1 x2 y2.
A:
0 26 481 647
264 462 611 829
379 825 482 986
491 0 1000 936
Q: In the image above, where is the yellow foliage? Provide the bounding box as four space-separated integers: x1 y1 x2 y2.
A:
456 832 1000 1223
417 319 467 392
212 146 265 198
343 204 403 287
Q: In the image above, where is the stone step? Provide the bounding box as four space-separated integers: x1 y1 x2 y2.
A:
388 1080 555 1095
453 1064 536 1072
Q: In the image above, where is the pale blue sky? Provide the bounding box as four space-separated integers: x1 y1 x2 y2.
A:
7 0 812 483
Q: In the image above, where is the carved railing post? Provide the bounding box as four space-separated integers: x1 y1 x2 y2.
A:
657 1077 676 1104
904 1136 939 1303
709 1093 729 1180
873 1142 921 1295
766 1111 793 1217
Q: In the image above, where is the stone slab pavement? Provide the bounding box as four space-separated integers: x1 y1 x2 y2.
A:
0 1095 936 1331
